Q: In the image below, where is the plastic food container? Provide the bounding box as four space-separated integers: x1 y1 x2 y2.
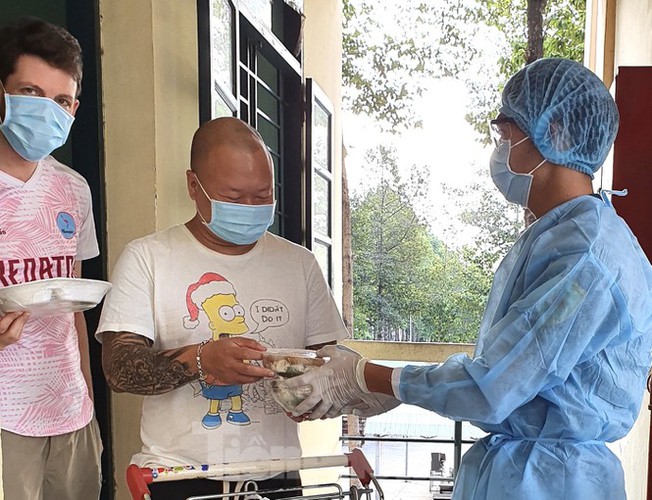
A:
262 348 325 377
0 278 112 317
262 348 325 412
264 378 314 413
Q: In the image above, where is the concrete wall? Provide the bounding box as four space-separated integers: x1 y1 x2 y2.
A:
614 0 652 67
101 0 197 270
298 0 345 486
99 0 198 498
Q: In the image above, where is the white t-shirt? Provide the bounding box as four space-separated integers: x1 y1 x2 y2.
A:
0 156 99 436
97 226 349 473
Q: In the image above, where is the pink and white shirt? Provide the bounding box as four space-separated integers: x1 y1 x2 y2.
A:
0 156 99 436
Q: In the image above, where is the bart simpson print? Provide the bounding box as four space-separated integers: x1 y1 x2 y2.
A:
183 272 251 429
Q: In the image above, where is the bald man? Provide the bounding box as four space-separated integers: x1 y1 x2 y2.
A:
97 118 349 499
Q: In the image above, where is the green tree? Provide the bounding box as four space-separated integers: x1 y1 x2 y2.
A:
418 240 492 343
351 146 432 339
446 172 525 274
351 146 488 342
342 0 585 341
342 0 586 137
342 0 482 131
467 0 586 139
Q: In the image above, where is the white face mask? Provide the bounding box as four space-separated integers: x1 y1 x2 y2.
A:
489 137 546 207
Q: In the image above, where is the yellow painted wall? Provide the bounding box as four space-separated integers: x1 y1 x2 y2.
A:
614 0 652 67
298 0 345 487
101 0 157 269
101 0 196 271
100 0 198 498
304 0 344 308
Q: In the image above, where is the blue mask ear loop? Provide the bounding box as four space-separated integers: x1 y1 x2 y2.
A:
0 80 6 124
597 157 628 209
598 187 628 209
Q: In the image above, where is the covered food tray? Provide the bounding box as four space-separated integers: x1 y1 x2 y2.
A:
0 278 112 317
262 348 326 412
261 347 325 377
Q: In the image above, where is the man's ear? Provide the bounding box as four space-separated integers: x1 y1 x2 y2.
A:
0 81 6 122
71 99 80 117
186 169 197 200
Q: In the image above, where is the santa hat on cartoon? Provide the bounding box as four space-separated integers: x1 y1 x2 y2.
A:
183 272 236 329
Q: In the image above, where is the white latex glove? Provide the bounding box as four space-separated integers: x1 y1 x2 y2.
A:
341 392 401 418
285 344 367 419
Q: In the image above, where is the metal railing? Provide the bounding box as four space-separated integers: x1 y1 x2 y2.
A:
340 422 477 485
335 340 478 497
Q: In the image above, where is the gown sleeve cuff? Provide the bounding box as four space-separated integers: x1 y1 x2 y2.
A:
391 367 403 399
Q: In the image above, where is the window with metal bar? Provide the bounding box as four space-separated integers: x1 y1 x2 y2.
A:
198 0 304 244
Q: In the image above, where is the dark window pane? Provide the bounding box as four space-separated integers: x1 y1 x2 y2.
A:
240 67 249 100
257 53 279 90
258 115 280 153
258 82 280 123
236 14 302 244
271 153 280 181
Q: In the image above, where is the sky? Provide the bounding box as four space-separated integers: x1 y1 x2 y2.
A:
344 78 488 194
340 1 511 248
342 77 498 248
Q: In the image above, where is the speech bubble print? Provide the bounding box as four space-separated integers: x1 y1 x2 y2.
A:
250 299 289 333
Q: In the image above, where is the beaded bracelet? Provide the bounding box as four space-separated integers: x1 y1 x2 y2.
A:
196 339 212 383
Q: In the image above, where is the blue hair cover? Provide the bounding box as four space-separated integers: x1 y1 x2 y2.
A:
501 58 619 178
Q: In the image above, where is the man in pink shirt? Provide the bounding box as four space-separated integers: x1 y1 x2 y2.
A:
0 17 102 500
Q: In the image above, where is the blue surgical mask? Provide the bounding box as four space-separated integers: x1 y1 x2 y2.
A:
0 93 75 162
489 137 546 207
195 176 276 245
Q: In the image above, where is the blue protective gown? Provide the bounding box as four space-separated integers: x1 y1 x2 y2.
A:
398 195 652 499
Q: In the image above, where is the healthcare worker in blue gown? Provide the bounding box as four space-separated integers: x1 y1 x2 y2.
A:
285 58 652 499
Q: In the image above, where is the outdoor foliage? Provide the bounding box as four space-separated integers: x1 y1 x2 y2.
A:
343 0 586 139
351 147 491 342
467 0 586 140
447 174 525 274
342 0 482 131
344 0 583 342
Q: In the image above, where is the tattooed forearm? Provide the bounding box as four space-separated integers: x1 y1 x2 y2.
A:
102 332 198 395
